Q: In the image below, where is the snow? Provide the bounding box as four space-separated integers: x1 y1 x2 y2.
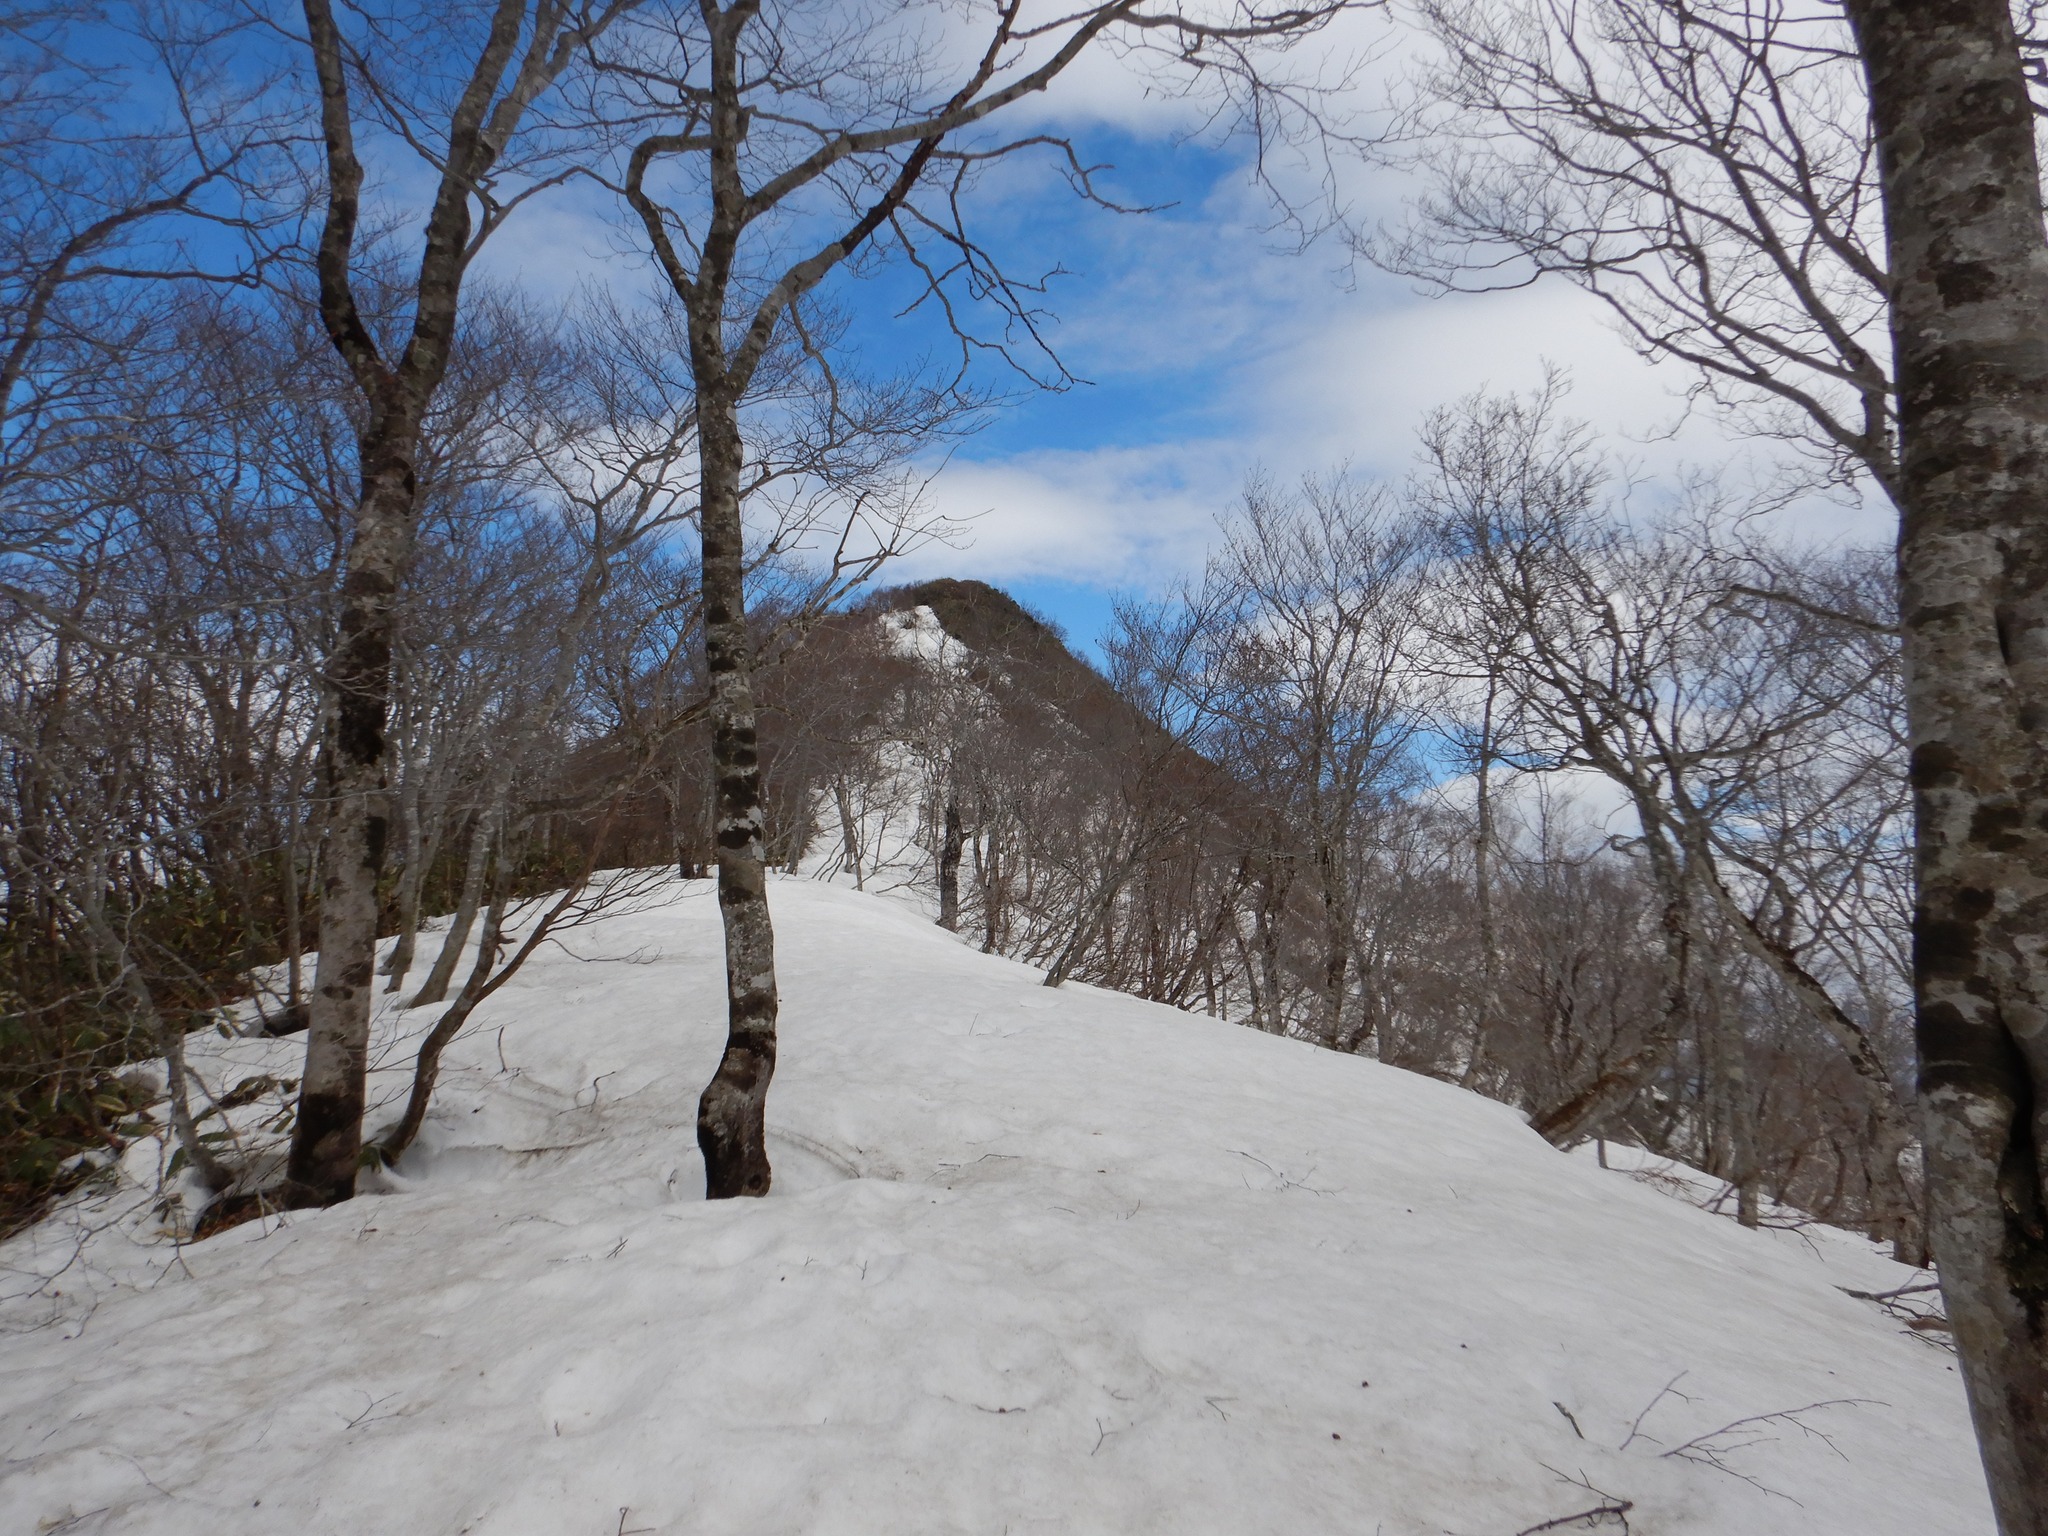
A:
787 606 960 897
1 879 1992 1534
880 603 957 667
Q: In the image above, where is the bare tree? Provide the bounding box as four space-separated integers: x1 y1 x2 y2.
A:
1380 0 2048 1510
0 280 355 1224
1419 388 1917 1246
602 0 1357 1196
282 0 633 1206
1837 2 2048 1526
1203 478 1428 1046
1385 0 1894 497
0 2 292 553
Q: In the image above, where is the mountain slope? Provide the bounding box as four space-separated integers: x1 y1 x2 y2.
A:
0 880 1990 1535
868 578 1142 749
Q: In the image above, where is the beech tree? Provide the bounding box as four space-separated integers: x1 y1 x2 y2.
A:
1208 479 1427 1047
282 0 635 1206
1107 481 1428 1043
1382 0 2048 1513
0 2 290 547
1837 2 2048 1527
0 282 355 1224
601 0 1359 1197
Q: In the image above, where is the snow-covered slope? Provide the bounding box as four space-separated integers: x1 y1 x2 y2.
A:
0 880 1991 1535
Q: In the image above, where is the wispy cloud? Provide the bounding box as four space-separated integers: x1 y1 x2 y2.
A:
912 202 1890 590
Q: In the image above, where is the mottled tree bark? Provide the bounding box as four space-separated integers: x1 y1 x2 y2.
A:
283 0 613 1205
282 800 305 1015
620 0 949 1198
693 391 778 1199
1843 1 2048 1526
936 795 964 930
289 465 417 1205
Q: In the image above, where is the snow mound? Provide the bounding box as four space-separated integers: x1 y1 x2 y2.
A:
0 880 1990 1534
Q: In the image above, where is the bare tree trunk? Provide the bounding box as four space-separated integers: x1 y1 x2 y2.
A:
1843 2 2048 1524
1729 1080 1761 1227
1315 837 1350 1046
1705 958 1760 1228
694 390 778 1199
280 2 440 1205
1461 682 1502 1088
282 806 304 1013
1340 929 1387 1059
280 0 613 1207
378 882 505 1165
781 785 814 875
380 758 423 985
936 793 963 930
980 831 1004 952
385 772 451 992
156 1010 230 1197
1254 854 1290 1034
411 800 494 1008
286 469 414 1205
834 775 863 887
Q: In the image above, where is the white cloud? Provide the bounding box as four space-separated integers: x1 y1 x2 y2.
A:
912 251 1893 588
889 6 1897 590
895 444 1238 586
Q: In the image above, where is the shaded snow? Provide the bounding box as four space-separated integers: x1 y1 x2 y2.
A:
1 879 1990 1534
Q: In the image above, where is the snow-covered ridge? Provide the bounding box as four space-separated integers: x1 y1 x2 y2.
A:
0 880 1988 1534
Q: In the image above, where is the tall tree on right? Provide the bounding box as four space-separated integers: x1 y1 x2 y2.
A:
1840 1 2048 1527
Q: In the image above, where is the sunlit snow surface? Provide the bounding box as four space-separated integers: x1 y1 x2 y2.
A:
1 879 1990 1534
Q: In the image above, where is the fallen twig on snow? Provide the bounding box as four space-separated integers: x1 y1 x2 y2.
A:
1658 1397 1877 1500
1520 1468 1633 1533
1515 1502 1632 1535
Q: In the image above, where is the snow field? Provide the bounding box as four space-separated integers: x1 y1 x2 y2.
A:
0 878 1991 1534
